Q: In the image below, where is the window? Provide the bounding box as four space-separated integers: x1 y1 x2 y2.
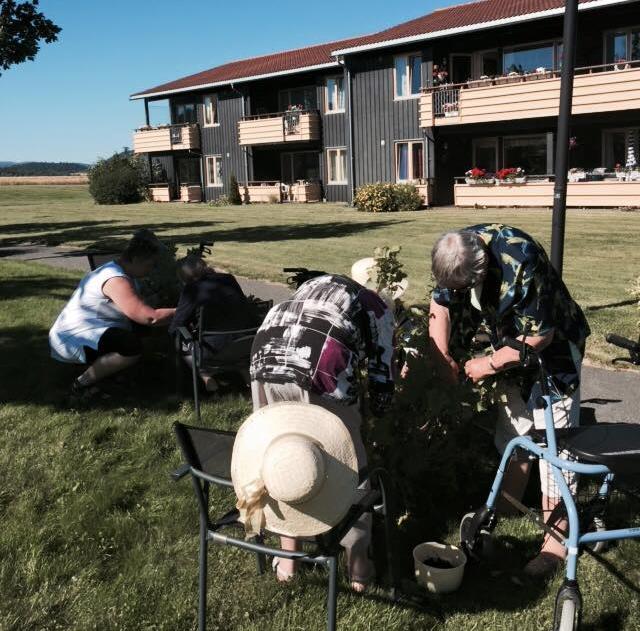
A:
503 135 549 174
605 27 640 63
472 138 498 172
203 95 219 126
177 158 201 185
395 141 424 182
327 148 347 184
325 76 345 113
278 86 317 111
603 128 639 169
281 152 320 182
205 155 223 187
503 42 562 74
174 102 197 124
394 54 422 98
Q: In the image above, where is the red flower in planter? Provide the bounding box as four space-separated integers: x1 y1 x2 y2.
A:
465 167 486 179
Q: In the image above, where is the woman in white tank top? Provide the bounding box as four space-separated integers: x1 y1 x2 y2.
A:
49 230 176 398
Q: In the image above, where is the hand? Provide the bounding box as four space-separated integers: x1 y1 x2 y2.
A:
400 362 410 379
463 356 495 383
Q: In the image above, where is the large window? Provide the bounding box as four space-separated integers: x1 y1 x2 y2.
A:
605 28 640 63
278 86 317 111
325 76 345 113
203 95 219 126
205 155 223 187
395 140 424 182
327 148 347 185
472 138 498 172
394 54 422 98
503 135 549 174
603 128 639 169
281 151 320 182
177 158 201 185
503 42 561 74
174 102 197 124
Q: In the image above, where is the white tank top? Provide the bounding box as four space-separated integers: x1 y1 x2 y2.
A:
49 261 132 363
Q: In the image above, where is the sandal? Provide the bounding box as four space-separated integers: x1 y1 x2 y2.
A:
272 557 295 583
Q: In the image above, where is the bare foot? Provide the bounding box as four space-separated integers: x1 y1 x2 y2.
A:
523 551 563 577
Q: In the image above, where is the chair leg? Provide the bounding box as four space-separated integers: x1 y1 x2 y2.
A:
254 535 267 575
198 515 208 631
191 345 201 422
326 555 338 631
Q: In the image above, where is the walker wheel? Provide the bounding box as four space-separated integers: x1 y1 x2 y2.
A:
459 508 495 560
553 581 582 631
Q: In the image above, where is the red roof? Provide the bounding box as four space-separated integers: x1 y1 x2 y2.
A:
131 36 366 98
132 0 611 98
333 0 589 51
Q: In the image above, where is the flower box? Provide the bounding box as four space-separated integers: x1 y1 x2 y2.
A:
615 171 627 181
465 178 495 185
629 170 640 181
444 110 459 117
468 78 493 88
494 75 522 85
568 171 586 182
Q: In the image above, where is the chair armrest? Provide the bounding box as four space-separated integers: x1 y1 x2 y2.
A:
202 327 258 336
170 463 191 481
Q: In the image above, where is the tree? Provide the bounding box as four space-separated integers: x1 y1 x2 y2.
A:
228 174 242 205
0 0 61 75
88 151 149 205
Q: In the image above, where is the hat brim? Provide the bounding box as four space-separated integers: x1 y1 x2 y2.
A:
231 402 359 537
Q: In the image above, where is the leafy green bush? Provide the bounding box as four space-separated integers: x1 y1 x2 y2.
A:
354 182 423 212
88 151 148 205
228 174 242 205
392 183 423 212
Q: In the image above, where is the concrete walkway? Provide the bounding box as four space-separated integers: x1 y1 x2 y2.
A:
3 244 638 422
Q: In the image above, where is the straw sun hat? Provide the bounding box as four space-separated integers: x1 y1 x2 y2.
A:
350 257 408 301
231 402 359 538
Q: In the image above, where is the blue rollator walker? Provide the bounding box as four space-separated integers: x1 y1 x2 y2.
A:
460 333 640 631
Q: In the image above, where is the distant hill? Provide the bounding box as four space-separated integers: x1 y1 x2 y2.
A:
0 161 16 168
0 162 89 176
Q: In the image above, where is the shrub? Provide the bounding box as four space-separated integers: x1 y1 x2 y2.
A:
391 183 423 212
88 151 148 205
208 194 230 207
354 182 422 212
228 174 242 205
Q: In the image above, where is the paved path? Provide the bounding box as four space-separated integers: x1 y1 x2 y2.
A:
3 244 638 422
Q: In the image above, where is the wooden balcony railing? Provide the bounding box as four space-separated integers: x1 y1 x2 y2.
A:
420 60 640 127
238 110 321 146
133 123 200 153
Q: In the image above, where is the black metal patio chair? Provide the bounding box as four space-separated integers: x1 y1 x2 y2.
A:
172 421 397 631
174 300 272 420
86 251 117 271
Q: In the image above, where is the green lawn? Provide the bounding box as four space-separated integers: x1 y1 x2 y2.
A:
1 185 638 366
1 258 640 630
1 186 640 629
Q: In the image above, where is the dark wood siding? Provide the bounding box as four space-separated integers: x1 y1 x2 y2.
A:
349 48 432 189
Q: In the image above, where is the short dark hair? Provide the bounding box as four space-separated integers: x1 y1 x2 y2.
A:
122 229 161 262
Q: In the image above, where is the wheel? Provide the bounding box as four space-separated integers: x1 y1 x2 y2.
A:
585 515 607 554
553 582 582 631
460 508 495 560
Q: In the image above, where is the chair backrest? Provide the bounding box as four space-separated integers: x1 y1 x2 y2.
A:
173 422 236 481
87 252 117 271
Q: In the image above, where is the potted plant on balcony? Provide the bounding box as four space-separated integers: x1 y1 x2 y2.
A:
495 71 522 85
468 75 493 88
615 164 627 181
443 102 459 117
465 167 494 185
568 167 586 182
496 167 526 184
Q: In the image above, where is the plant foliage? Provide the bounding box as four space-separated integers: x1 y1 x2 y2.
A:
354 182 422 213
0 0 61 74
88 151 149 205
228 174 242 205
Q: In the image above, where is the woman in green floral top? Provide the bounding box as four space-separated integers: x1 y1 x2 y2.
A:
429 223 589 577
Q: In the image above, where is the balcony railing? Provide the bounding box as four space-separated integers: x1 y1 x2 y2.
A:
133 123 200 154
420 60 640 127
238 110 321 146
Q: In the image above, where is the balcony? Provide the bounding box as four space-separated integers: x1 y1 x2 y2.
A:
238 110 321 146
133 123 200 154
420 61 640 127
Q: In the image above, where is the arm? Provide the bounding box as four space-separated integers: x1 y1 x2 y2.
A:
103 277 175 326
428 297 459 383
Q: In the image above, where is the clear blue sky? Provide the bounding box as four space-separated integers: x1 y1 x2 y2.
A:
0 0 450 164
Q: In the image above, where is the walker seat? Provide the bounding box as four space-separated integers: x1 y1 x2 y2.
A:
562 423 640 477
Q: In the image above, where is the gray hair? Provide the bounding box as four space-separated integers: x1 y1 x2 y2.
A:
431 231 488 289
177 254 211 284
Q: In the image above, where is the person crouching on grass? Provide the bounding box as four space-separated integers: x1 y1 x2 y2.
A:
249 258 406 592
49 229 176 402
428 224 589 577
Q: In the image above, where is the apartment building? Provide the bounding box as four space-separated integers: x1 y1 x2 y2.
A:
130 0 640 208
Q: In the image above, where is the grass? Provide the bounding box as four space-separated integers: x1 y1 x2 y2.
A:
0 185 638 367
1 259 640 627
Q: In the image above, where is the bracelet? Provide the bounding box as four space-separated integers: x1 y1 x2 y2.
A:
488 355 500 372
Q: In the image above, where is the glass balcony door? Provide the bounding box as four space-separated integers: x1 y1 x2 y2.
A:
472 138 498 172
449 54 472 84
280 151 320 183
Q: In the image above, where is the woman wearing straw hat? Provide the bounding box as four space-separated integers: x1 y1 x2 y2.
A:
249 258 405 592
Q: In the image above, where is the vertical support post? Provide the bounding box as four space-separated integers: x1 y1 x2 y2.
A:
198 483 209 631
551 0 579 276
144 98 150 126
344 59 356 205
326 556 338 631
191 342 201 421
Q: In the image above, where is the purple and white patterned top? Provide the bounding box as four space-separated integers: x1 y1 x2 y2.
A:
250 274 395 405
